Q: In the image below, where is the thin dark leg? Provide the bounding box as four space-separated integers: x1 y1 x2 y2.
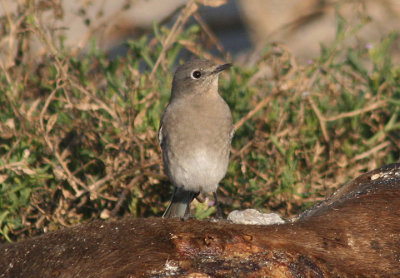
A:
183 192 200 219
195 193 205 203
213 192 223 219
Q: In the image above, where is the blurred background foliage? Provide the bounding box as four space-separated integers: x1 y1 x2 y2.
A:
0 0 399 242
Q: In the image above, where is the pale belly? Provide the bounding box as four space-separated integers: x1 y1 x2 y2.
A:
164 147 229 193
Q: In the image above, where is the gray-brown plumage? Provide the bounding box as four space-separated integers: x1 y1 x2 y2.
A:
159 59 234 218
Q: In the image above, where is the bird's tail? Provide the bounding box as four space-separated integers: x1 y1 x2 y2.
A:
162 187 198 218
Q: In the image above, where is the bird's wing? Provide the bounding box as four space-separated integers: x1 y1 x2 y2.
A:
230 125 235 141
158 107 168 146
158 122 164 146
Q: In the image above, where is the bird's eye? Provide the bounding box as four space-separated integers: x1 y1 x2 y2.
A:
191 70 202 79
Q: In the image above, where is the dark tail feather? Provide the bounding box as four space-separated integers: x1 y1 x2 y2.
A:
163 187 198 218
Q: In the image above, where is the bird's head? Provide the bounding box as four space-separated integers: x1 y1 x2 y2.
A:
171 59 231 100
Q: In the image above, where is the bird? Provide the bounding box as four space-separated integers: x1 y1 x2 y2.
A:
159 59 234 218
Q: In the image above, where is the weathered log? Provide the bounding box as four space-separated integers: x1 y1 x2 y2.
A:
1 164 400 277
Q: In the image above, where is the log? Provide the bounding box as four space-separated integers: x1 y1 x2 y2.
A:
1 163 400 277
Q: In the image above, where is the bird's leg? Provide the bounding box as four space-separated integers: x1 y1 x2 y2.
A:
195 193 205 203
213 192 223 219
182 191 200 219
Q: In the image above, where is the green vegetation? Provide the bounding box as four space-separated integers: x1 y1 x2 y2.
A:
0 2 399 242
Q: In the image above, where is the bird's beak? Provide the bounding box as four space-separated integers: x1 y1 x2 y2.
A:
212 63 232 75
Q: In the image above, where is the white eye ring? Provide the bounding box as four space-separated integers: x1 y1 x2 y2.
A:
191 70 202 79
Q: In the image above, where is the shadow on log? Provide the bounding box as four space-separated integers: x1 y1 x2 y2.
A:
1 164 400 277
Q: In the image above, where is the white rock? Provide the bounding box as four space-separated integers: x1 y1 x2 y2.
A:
227 209 285 225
